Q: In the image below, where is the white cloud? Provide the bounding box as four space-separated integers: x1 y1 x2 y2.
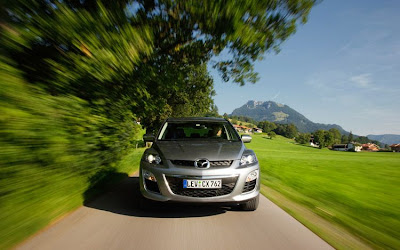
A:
349 73 373 88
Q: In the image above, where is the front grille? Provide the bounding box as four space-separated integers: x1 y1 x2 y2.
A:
170 160 233 168
242 179 257 193
145 179 160 193
210 160 233 167
166 176 238 197
171 160 194 166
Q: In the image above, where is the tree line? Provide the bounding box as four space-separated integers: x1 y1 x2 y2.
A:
230 116 381 148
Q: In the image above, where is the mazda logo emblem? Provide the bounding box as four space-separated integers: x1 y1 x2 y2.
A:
194 159 210 169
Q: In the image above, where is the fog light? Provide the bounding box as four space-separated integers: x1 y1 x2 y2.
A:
246 170 258 182
143 169 157 182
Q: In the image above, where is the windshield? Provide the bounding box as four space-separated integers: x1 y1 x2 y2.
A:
158 121 240 141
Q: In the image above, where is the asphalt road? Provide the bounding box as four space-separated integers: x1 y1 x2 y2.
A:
18 175 333 250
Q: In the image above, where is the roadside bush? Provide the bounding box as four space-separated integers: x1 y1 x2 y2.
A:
0 58 143 248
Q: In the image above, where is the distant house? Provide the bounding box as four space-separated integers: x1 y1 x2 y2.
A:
332 144 348 151
390 143 400 152
233 124 242 132
332 143 361 152
361 143 380 152
309 136 319 147
253 128 263 133
232 125 253 133
241 126 251 133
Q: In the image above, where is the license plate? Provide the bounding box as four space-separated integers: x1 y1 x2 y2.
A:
183 179 222 189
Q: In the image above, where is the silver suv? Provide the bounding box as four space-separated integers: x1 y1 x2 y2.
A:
140 117 260 211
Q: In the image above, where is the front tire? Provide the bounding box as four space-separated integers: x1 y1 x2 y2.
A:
240 194 259 211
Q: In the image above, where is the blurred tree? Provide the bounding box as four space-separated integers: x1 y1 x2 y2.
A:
313 130 326 148
134 0 317 84
329 128 341 144
268 131 276 139
273 123 298 139
348 131 354 143
257 121 277 133
132 0 317 126
203 104 221 118
3 0 317 128
324 130 334 147
296 133 311 144
286 123 298 138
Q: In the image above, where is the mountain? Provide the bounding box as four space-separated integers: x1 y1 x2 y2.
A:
367 134 400 146
231 100 347 134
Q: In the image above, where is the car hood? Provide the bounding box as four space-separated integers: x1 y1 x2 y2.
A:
154 141 244 161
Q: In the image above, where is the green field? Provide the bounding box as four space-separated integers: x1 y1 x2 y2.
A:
247 134 400 249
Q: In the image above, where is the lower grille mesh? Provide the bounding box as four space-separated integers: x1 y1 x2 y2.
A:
242 179 257 193
166 176 238 197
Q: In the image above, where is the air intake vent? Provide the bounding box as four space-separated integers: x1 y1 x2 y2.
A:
166 176 238 197
242 179 257 193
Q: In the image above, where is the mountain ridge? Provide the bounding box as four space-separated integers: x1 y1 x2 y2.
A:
231 100 348 134
366 134 400 146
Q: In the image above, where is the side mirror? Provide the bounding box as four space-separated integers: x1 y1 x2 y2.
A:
143 134 155 142
241 135 252 143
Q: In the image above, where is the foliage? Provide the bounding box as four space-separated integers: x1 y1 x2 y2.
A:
341 134 348 144
313 129 326 148
312 129 341 148
348 131 354 143
133 0 316 85
274 123 298 139
312 129 379 148
296 133 311 144
230 115 258 125
0 61 145 248
268 131 277 139
329 128 341 144
258 121 278 133
203 104 222 118
353 135 380 146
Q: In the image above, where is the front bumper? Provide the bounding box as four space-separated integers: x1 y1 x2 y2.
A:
139 160 260 203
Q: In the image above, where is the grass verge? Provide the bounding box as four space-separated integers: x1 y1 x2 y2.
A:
247 134 400 249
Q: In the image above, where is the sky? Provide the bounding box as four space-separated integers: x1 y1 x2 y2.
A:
210 0 400 136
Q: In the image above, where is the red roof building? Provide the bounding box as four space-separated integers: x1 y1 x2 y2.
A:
390 143 400 152
361 143 380 152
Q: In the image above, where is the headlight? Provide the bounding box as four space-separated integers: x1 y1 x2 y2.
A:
145 153 162 164
240 153 258 166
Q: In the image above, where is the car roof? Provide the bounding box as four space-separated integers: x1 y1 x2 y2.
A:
166 117 227 122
